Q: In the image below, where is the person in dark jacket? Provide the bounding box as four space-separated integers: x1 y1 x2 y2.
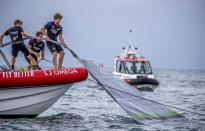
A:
25 32 45 70
0 19 37 71
41 13 68 69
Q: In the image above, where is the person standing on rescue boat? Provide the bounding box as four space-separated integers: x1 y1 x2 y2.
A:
41 13 68 69
25 32 45 70
0 20 37 71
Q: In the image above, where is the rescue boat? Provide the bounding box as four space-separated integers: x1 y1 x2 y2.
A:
0 49 88 118
113 46 159 92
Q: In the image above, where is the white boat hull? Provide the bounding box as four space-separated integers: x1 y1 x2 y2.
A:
0 84 73 118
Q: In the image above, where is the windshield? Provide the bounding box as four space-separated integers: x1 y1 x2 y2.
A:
116 60 152 74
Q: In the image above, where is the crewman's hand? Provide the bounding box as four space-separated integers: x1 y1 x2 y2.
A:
46 36 51 41
0 42 3 47
63 44 68 48
36 53 40 58
31 36 35 39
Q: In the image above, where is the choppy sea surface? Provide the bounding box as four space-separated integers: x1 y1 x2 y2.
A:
0 70 205 131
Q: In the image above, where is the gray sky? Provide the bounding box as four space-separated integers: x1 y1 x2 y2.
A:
0 0 205 70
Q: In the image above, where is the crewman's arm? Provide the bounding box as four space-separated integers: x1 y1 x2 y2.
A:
27 45 40 57
0 34 5 46
41 51 45 60
21 32 34 39
41 26 50 41
59 34 67 48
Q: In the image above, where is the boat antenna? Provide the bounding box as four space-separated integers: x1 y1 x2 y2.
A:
129 29 132 46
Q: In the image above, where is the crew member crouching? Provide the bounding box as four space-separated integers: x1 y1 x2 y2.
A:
25 32 45 70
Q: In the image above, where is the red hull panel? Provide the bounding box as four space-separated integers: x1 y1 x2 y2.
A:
0 68 88 88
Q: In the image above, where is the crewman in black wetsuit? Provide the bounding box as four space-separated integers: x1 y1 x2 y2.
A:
0 20 37 71
41 13 68 69
25 32 45 70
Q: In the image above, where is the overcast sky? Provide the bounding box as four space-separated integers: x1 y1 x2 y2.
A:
0 0 204 70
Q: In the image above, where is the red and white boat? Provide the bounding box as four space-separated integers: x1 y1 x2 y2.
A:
0 49 88 118
113 46 159 92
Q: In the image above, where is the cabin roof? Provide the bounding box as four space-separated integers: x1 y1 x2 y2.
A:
116 58 149 62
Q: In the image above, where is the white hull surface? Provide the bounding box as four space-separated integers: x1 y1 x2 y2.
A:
0 84 73 118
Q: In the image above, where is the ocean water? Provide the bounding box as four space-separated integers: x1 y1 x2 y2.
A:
0 70 205 131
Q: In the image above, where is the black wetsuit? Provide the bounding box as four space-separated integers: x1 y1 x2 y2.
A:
45 21 63 53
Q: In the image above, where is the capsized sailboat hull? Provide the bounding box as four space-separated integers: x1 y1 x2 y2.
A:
0 84 72 118
0 68 88 118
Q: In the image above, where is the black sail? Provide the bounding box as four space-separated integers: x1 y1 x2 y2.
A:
49 39 182 121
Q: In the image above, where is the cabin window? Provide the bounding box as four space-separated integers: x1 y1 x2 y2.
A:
135 62 145 74
125 61 136 74
121 61 152 74
116 60 120 72
116 61 126 73
144 62 152 74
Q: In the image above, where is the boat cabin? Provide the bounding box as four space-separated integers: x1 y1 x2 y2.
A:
113 46 154 80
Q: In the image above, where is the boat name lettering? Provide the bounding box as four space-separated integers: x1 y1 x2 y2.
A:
44 69 78 76
2 71 34 78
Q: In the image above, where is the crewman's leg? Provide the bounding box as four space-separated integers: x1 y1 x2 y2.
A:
52 51 58 70
27 55 38 69
55 44 64 69
11 56 16 70
11 45 19 70
46 42 58 69
58 51 65 69
30 54 40 70
24 54 32 70
27 64 32 70
20 44 37 70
